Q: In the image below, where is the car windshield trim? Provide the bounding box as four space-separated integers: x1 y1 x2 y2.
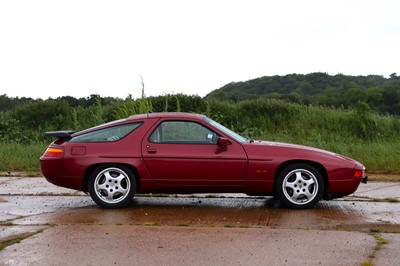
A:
203 117 247 143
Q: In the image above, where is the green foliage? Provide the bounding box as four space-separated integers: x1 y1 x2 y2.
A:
0 113 33 144
1 78 400 173
164 94 169 112
113 79 153 119
351 101 377 139
10 99 72 131
91 94 103 125
149 94 206 113
206 73 400 115
175 95 181 112
113 95 153 120
0 94 34 112
0 142 48 171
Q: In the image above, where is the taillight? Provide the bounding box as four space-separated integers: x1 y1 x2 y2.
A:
43 147 63 158
354 169 364 178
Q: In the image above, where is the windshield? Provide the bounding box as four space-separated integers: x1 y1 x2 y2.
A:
203 117 247 143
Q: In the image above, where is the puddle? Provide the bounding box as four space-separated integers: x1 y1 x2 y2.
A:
4 195 397 230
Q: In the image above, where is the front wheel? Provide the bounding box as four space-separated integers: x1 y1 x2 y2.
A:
88 165 136 208
276 163 324 209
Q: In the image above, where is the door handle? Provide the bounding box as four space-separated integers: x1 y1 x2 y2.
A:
146 145 157 154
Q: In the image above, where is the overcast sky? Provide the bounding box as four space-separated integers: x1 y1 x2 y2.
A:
0 0 399 100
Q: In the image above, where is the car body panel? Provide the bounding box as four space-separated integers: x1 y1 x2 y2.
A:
243 140 364 195
40 112 367 206
140 116 248 191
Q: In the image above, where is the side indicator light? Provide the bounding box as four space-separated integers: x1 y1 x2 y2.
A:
256 170 267 174
43 147 63 158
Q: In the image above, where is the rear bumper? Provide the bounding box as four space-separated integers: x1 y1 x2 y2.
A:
361 175 368 184
40 158 84 191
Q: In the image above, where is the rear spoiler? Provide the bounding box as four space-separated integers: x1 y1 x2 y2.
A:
45 131 75 141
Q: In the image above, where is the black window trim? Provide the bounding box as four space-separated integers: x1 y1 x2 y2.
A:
148 119 219 145
70 121 143 143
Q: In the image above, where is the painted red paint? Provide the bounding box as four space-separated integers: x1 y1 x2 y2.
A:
40 112 367 209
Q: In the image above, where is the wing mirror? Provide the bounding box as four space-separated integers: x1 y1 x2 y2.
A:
217 137 229 152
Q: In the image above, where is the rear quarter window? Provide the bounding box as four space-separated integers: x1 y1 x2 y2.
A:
70 122 141 143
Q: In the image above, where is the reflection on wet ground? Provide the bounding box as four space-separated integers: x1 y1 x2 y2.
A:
2 192 400 265
2 195 399 232
2 179 400 265
1 177 399 232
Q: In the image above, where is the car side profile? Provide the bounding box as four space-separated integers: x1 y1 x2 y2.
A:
40 112 367 209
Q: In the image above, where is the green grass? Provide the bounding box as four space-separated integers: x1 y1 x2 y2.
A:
297 139 400 174
176 223 189 227
1 99 400 174
362 233 388 265
144 221 159 226
0 142 48 172
361 261 371 266
0 136 399 175
385 198 400 203
257 126 400 174
0 237 25 251
0 231 43 251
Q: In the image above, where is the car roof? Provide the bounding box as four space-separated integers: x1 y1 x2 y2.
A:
127 112 206 121
61 113 206 140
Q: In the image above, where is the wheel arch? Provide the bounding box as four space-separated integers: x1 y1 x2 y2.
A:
273 160 329 197
82 163 141 193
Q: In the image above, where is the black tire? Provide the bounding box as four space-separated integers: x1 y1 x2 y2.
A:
88 164 136 208
276 163 324 209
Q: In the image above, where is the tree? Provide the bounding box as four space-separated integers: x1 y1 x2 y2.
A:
389 73 398 80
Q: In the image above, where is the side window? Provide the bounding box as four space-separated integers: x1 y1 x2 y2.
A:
149 121 218 144
70 123 141 142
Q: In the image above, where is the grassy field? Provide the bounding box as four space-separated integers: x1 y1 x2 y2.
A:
275 137 400 174
0 137 399 175
1 99 399 175
0 142 48 173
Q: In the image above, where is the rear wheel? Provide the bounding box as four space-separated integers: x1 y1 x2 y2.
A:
276 163 324 209
88 165 136 208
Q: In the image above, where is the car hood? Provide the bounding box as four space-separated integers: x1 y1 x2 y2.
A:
244 140 361 166
252 140 336 155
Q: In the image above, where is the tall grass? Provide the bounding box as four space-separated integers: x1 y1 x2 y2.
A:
0 142 48 172
209 99 400 173
1 98 399 174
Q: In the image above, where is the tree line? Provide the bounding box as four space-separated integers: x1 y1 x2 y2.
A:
206 72 400 115
1 72 400 145
0 93 209 144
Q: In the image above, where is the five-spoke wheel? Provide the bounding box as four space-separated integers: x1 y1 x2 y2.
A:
276 163 324 209
88 165 136 208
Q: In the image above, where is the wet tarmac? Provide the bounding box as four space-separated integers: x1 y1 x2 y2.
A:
0 176 399 265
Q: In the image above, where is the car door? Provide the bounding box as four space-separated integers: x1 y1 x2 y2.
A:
141 119 248 190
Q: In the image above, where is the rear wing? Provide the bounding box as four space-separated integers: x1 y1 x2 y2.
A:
45 131 75 141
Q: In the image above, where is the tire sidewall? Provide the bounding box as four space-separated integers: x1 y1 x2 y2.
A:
276 163 324 209
88 164 136 208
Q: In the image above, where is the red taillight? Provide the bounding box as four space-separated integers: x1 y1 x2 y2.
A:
43 147 63 158
354 169 364 178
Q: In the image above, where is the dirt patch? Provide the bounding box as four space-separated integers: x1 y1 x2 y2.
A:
368 174 400 182
0 171 41 177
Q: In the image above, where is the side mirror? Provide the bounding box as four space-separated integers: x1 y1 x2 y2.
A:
217 137 229 152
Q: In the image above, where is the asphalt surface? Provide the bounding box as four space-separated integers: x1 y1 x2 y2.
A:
0 176 399 265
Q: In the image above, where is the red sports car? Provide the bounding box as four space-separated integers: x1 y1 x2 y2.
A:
40 112 367 209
